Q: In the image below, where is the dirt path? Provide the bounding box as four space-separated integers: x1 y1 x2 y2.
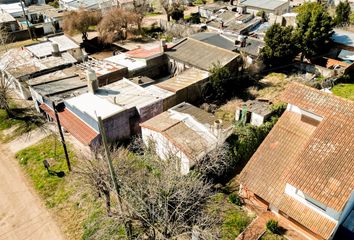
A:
0 138 64 240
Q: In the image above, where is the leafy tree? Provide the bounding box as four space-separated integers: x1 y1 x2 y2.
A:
350 11 354 25
202 64 232 103
62 10 102 41
295 2 333 59
335 0 351 26
266 219 280 234
261 24 298 67
97 8 139 44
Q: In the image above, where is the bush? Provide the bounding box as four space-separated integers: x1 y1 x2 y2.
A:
228 193 243 206
266 219 279 234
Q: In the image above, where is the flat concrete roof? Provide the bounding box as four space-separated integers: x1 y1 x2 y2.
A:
65 78 168 119
104 53 146 71
65 92 124 119
0 11 16 23
25 35 79 58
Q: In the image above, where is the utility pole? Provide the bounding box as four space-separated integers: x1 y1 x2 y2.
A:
97 116 123 211
52 102 71 172
19 0 33 40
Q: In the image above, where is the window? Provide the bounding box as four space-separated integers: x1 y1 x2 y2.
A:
300 109 323 126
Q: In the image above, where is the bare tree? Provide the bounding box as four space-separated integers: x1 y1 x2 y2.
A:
75 151 113 216
0 25 12 53
97 8 139 44
194 144 234 181
0 64 13 117
159 0 183 21
132 0 149 31
62 10 102 41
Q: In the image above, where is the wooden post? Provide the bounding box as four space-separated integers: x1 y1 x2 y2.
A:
20 0 33 40
52 102 71 172
97 116 123 211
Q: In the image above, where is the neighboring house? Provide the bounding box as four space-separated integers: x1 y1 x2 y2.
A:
198 2 228 19
27 4 65 34
240 83 354 240
239 0 289 15
59 0 115 11
165 37 242 73
104 45 168 79
155 67 210 110
29 58 127 112
140 102 233 174
0 3 26 18
0 10 19 32
235 99 274 126
58 77 171 145
0 35 80 99
204 9 261 35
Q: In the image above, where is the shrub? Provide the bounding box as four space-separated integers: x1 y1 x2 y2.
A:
266 219 279 234
228 193 243 206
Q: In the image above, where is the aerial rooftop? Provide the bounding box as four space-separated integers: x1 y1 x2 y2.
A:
166 38 239 71
240 83 354 239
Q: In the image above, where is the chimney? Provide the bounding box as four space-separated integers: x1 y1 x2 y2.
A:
51 43 60 57
160 39 167 53
219 21 224 30
86 69 98 94
213 119 223 138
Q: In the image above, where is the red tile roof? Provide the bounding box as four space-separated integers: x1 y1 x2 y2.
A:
40 104 99 145
126 47 162 59
240 83 354 239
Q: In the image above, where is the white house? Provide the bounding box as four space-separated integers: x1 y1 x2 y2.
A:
140 102 233 174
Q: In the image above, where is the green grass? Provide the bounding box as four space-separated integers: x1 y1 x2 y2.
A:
331 83 354 101
145 12 162 17
0 109 22 130
208 193 254 240
0 108 44 142
16 135 75 208
82 204 127 240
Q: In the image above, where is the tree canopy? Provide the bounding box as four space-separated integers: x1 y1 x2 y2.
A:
97 8 139 44
295 2 333 59
261 24 298 67
335 0 351 26
62 10 102 40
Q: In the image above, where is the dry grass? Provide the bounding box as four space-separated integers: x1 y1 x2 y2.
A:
0 39 39 54
247 73 290 102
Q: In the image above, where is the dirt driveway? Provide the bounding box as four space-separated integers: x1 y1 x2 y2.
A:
0 138 64 240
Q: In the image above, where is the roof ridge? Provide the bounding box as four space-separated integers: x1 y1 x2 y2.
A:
186 37 238 55
286 82 354 105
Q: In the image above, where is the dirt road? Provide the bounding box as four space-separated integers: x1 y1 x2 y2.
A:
0 141 64 240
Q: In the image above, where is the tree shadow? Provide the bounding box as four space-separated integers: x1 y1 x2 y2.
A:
48 169 66 178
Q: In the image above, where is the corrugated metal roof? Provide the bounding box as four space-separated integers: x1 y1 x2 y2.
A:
40 103 98 145
166 38 239 71
191 32 237 51
240 0 288 11
141 102 233 161
156 68 210 93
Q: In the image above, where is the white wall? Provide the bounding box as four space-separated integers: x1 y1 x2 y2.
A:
285 183 340 221
141 127 191 174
